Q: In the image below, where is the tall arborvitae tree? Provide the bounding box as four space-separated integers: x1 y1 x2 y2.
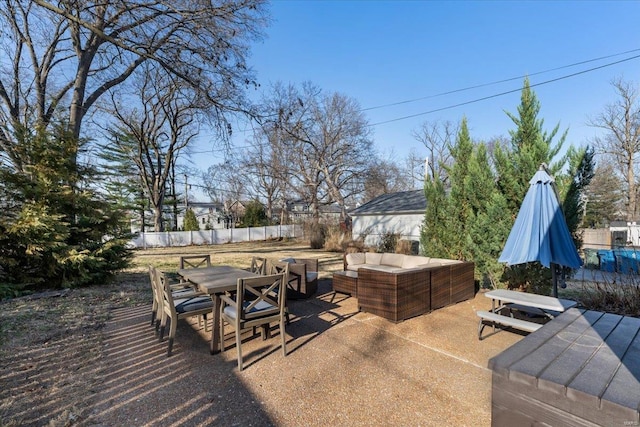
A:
421 175 451 258
183 208 200 231
443 117 474 260
494 77 567 216
557 146 595 248
494 78 569 294
466 144 512 287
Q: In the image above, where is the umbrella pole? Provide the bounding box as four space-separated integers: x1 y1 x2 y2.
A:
551 262 558 297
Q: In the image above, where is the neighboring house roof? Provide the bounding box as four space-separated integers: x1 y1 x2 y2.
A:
350 190 426 216
186 202 224 210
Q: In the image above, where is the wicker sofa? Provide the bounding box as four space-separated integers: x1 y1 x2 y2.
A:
343 252 475 322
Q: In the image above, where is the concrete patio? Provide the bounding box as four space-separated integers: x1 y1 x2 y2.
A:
86 279 522 426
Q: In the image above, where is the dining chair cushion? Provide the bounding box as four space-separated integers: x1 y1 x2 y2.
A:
223 300 278 319
279 257 296 263
172 288 199 298
306 272 318 282
174 296 213 314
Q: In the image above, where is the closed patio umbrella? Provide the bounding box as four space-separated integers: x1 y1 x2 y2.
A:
498 164 582 297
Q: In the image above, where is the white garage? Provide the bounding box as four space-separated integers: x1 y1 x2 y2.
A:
349 189 426 250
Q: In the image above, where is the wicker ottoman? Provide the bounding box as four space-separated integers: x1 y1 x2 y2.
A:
332 271 358 297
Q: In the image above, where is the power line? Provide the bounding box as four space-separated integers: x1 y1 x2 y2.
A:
362 47 640 111
188 48 640 154
371 53 640 126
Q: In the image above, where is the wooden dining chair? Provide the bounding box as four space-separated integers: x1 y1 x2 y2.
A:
268 261 291 325
149 265 204 333
156 268 214 356
219 271 288 371
250 256 268 275
179 254 211 269
148 266 160 327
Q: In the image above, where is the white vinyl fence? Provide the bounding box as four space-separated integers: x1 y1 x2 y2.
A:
128 225 302 249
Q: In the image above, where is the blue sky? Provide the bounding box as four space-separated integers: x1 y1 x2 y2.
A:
191 0 640 173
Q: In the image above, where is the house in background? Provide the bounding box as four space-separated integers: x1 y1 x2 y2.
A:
287 199 343 223
349 189 426 249
177 202 227 230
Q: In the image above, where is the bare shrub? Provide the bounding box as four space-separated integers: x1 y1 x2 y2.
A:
323 225 349 252
572 270 640 317
396 240 419 255
378 231 400 253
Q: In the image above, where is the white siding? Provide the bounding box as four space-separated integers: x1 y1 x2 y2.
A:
351 213 423 248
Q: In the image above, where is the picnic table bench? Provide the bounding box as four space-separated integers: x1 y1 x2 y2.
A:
477 289 577 340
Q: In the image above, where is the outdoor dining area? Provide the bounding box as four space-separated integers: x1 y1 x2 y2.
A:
148 254 319 370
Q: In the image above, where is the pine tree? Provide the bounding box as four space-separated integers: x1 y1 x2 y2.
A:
183 208 200 231
0 125 132 296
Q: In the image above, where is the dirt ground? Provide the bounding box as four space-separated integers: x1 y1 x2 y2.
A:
0 240 343 426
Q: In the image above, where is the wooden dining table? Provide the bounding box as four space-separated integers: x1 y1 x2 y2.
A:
177 266 260 354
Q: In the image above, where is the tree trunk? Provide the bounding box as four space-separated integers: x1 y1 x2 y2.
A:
628 156 636 221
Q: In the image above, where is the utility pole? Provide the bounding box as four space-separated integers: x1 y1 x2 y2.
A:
184 174 188 208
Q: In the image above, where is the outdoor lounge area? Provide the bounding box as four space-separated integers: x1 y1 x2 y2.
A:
339 252 475 322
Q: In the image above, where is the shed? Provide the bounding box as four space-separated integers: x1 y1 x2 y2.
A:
349 190 426 249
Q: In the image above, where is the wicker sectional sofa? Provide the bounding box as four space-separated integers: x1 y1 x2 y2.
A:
343 252 475 322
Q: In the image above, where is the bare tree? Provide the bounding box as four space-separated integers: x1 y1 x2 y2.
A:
203 159 248 206
411 120 457 183
263 82 374 224
106 69 200 231
589 78 640 221
241 123 287 222
362 158 407 202
0 0 267 171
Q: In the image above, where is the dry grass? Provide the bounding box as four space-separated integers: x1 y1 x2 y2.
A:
0 239 343 427
569 275 640 318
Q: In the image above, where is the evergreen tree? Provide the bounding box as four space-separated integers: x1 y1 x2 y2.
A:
557 146 595 248
183 208 200 231
242 201 268 227
0 125 132 296
443 117 474 260
494 77 567 216
98 135 146 230
466 143 512 287
421 166 452 258
494 78 570 294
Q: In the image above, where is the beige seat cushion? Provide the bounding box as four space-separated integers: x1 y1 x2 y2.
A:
380 253 406 267
401 255 431 268
365 252 383 265
345 252 366 266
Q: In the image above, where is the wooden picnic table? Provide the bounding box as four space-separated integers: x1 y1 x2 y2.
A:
178 266 260 354
477 289 578 339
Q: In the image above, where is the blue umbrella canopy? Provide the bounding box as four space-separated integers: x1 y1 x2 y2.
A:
499 166 582 270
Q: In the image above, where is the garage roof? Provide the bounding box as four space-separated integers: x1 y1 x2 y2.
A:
349 190 426 215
